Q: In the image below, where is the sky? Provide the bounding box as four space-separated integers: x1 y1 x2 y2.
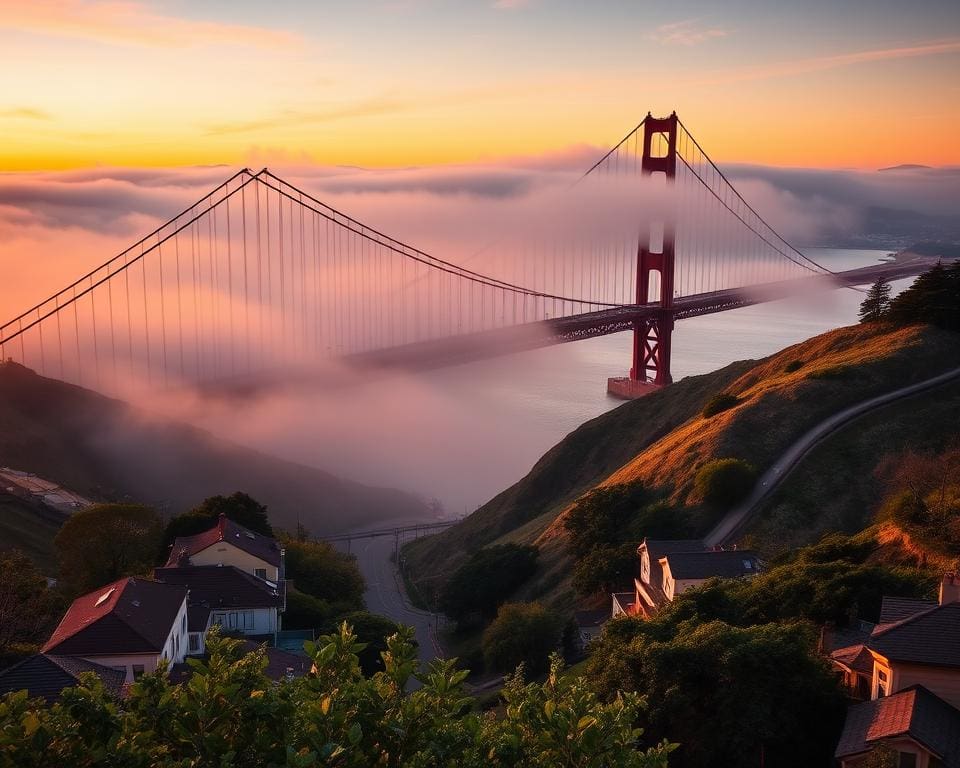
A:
1 0 959 171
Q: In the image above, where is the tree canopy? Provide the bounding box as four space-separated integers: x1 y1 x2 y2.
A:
880 261 960 330
438 543 539 625
0 551 63 663
54 503 163 596
161 492 273 556
858 278 892 323
482 602 564 676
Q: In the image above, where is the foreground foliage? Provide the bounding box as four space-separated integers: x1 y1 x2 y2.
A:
0 626 674 768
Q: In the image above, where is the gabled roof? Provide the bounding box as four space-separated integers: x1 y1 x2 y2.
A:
166 513 282 568
42 578 187 656
660 550 760 580
574 609 609 629
154 565 283 616
835 685 960 764
0 654 125 703
868 602 960 668
878 596 937 626
830 644 875 677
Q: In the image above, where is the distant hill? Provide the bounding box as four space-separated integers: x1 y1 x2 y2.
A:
878 164 933 172
0 362 427 562
404 324 960 611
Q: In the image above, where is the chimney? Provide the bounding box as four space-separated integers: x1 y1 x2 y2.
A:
940 573 960 605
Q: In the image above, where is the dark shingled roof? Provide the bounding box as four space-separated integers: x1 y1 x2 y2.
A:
169 640 310 683
869 602 960 668
835 686 960 764
165 513 282 568
574 609 609 629
878 596 937 626
154 565 283 610
42 577 187 656
0 654 125 703
830 644 875 677
661 550 760 580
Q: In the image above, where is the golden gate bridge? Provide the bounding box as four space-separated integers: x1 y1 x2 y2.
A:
0 113 938 398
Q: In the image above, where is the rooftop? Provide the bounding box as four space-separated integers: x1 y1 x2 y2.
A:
154 564 284 627
660 550 760 581
165 513 282 568
835 685 960 765
869 602 960 668
0 654 125 703
169 640 310 683
42 577 187 656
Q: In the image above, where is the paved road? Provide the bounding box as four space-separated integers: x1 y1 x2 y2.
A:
336 533 444 669
704 364 960 547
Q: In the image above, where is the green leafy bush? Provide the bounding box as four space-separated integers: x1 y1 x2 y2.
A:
439 544 539 625
0 626 675 768
701 392 740 418
482 601 564 676
693 458 757 508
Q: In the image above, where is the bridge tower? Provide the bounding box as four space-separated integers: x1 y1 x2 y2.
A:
608 112 678 399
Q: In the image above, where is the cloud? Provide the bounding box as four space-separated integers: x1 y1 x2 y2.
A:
0 107 52 120
650 18 728 46
687 38 960 87
205 99 409 136
0 0 300 49
492 0 533 9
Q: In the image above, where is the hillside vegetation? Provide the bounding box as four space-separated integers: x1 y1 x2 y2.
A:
0 362 426 553
405 322 960 612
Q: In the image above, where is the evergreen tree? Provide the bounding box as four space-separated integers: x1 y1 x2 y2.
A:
858 277 891 323
886 261 960 331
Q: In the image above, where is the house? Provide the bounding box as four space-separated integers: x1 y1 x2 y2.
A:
41 577 189 683
0 654 126 703
165 513 285 584
621 538 760 617
154 564 286 652
573 609 610 649
835 574 960 766
835 685 960 767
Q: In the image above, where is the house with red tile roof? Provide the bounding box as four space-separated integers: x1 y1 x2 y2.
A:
165 512 284 585
834 574 960 767
42 577 189 684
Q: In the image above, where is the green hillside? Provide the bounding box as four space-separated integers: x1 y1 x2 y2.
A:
404 323 960 612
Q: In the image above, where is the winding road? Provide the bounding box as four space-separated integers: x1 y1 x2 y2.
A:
704 364 960 547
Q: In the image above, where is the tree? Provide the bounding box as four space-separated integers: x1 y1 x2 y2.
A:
886 261 960 331
54 504 163 596
482 602 564 676
0 551 62 662
701 392 740 418
338 611 401 675
283 538 365 607
693 458 756 509
572 543 639 596
161 492 273 555
0 625 675 768
588 619 844 768
282 588 334 633
438 544 539 625
858 277 891 323
564 484 651 559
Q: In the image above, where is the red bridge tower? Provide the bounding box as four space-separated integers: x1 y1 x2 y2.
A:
608 112 678 399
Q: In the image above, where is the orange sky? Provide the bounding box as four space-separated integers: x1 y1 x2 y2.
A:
1 1 959 171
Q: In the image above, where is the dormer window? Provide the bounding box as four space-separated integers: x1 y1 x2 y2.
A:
94 587 116 607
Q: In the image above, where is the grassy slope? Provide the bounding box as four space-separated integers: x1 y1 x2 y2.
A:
403 359 757 601
407 323 960 613
0 363 426 549
747 376 960 556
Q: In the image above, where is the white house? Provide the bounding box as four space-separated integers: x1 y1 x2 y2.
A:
154 564 285 652
42 577 189 683
165 512 284 584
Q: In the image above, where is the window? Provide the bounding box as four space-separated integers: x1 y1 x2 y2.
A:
242 611 255 630
213 612 226 627
189 633 201 652
255 568 267 580
898 753 918 768
94 587 116 607
876 667 890 698
111 665 126 674
132 665 145 679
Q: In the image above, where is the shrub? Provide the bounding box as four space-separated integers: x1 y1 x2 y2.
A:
701 392 740 418
783 359 804 373
482 602 564 676
693 458 757 508
439 544 539 625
